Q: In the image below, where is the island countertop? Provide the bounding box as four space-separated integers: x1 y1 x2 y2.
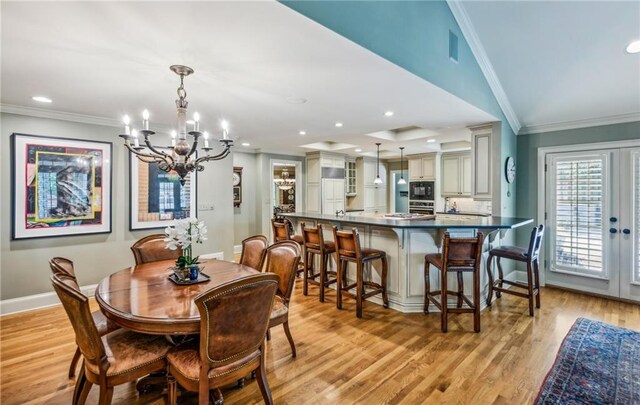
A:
283 212 533 230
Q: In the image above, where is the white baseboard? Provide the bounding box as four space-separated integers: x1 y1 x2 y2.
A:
200 251 224 260
234 245 242 254
0 284 97 316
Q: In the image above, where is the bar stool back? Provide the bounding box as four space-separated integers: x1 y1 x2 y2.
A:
332 227 389 318
300 222 336 302
271 218 304 276
486 225 544 316
424 232 484 332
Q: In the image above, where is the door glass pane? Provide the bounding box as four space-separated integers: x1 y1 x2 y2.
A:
634 152 640 284
550 154 605 277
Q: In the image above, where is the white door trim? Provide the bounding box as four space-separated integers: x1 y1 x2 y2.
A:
536 138 640 289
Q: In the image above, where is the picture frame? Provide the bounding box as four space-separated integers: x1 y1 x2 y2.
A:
129 148 197 230
11 133 112 240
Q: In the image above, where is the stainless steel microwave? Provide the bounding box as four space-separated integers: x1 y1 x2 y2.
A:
409 181 435 201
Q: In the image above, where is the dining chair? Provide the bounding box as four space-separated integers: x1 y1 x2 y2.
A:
51 274 171 405
239 235 269 271
271 218 304 276
264 240 301 357
130 234 183 265
48 257 120 378
166 273 278 405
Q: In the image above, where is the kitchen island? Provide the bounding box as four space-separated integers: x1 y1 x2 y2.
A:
284 212 533 313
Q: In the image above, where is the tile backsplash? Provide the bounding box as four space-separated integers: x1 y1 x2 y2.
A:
446 197 492 214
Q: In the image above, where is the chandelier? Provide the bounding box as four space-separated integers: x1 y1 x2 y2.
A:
119 65 233 185
275 170 295 190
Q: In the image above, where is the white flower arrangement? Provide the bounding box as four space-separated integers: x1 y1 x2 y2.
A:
164 217 208 268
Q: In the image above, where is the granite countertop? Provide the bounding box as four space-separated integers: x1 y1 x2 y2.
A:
283 212 533 230
436 211 491 217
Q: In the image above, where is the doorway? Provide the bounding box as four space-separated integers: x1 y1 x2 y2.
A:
542 142 639 302
389 170 409 213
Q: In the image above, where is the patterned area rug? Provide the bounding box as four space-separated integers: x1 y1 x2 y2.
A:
536 317 640 404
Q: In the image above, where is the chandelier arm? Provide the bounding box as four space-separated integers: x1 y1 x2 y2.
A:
187 137 199 159
193 145 232 166
124 143 174 166
142 138 174 162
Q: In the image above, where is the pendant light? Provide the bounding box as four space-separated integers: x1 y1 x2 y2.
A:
373 143 383 185
397 147 406 185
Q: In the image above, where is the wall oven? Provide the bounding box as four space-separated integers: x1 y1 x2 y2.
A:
409 181 435 201
409 201 435 215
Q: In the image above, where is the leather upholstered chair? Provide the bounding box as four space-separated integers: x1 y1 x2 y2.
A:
264 241 301 357
424 232 484 333
130 234 182 265
300 222 337 302
332 227 389 318
51 274 171 405
239 235 269 271
486 225 545 316
49 257 120 378
167 273 278 405
271 219 304 276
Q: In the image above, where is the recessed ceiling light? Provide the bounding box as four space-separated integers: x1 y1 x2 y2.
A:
384 111 394 117
626 40 640 54
427 139 436 143
299 131 306 135
335 122 343 128
32 96 52 103
355 148 363 152
241 142 251 147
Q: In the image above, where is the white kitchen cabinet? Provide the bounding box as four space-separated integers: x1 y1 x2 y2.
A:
408 155 436 180
441 152 471 197
354 157 387 213
322 178 345 214
306 152 346 214
470 125 492 200
345 159 357 195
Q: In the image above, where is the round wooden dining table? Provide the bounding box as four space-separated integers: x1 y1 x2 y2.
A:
95 259 260 335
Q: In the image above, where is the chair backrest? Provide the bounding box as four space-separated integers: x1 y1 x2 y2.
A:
300 222 326 250
264 241 300 301
332 226 362 258
51 274 106 369
130 234 183 265
271 219 292 242
195 273 278 371
49 257 80 289
527 224 545 260
239 235 269 271
442 232 485 271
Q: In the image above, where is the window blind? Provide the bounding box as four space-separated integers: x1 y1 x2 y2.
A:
552 158 604 274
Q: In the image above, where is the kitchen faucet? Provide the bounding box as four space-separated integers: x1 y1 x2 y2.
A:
336 210 345 216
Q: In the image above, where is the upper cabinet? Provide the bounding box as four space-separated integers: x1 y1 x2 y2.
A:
345 159 357 196
354 157 387 213
306 152 347 214
441 153 471 197
470 125 492 200
408 154 436 180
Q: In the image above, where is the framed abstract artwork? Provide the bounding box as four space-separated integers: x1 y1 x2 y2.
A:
129 148 197 230
11 133 112 240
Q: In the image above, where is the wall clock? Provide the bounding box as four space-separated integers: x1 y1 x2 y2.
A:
233 167 242 207
505 157 515 197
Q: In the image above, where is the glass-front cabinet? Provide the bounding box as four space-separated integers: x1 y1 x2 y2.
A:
346 160 357 195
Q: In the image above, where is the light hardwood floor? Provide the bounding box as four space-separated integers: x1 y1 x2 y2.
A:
1 283 639 405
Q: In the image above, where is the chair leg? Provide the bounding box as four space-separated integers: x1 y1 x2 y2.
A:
319 252 327 303
73 363 86 405
356 261 364 318
303 251 310 296
255 352 273 405
526 261 534 316
336 258 343 310
424 261 431 314
456 271 464 308
473 267 481 333
77 380 92 405
441 268 448 333
69 347 81 378
534 258 541 309
266 328 271 341
98 386 113 405
380 255 389 308
496 257 504 298
167 373 177 405
282 320 297 358
486 253 495 306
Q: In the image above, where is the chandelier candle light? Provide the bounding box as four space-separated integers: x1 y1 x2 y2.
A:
119 65 233 185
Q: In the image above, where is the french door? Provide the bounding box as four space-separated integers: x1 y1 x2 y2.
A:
545 146 640 302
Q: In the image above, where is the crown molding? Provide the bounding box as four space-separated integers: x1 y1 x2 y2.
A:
518 112 640 135
447 0 522 135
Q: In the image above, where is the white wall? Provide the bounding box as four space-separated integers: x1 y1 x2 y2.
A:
0 113 234 300
232 152 258 245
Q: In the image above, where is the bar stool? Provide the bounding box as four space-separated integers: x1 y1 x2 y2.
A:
332 226 388 318
486 224 544 316
300 222 337 302
272 218 304 276
424 232 484 333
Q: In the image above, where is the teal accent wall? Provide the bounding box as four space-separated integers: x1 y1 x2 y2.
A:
281 0 517 216
515 121 640 246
